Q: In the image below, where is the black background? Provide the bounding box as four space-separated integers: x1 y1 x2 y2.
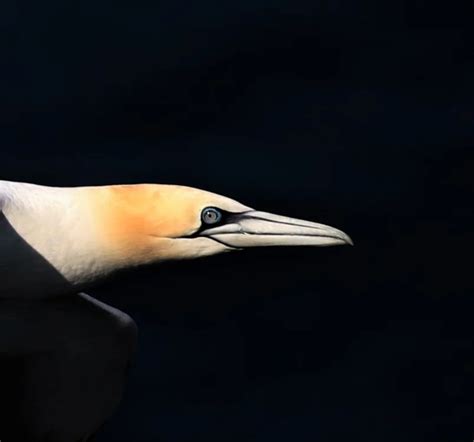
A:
2 1 474 441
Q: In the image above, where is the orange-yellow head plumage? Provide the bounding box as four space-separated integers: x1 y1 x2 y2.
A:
89 184 252 265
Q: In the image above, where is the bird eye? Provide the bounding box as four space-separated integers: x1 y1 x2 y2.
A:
201 207 222 225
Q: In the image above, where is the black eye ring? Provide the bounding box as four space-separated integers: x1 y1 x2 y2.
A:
201 207 222 225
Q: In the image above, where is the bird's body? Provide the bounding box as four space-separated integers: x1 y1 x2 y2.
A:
0 179 352 441
0 293 137 441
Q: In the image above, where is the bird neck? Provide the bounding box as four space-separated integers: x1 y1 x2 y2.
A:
0 181 112 298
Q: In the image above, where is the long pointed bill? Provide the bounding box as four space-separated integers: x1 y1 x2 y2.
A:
200 211 353 249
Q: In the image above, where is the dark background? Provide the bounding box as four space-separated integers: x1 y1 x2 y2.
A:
1 0 474 441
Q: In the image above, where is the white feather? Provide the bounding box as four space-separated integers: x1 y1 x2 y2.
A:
0 181 107 298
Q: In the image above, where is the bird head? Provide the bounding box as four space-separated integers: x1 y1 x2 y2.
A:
93 184 352 268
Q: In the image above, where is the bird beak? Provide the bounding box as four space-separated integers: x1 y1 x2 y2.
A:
199 210 353 249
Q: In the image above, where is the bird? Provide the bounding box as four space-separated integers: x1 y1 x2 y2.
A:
0 180 352 441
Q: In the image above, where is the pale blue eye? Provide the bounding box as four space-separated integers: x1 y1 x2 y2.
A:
202 207 222 225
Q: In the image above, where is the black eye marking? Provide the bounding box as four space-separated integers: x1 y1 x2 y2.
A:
201 207 222 225
184 208 243 238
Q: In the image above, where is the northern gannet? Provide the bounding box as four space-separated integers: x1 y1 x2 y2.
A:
0 180 352 440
